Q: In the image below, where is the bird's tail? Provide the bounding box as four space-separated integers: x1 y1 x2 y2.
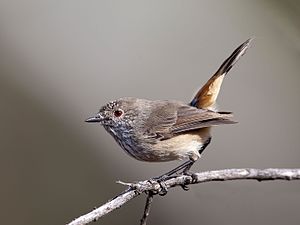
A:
190 38 252 110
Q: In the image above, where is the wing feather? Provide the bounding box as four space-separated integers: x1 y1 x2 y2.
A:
171 105 236 133
142 101 236 141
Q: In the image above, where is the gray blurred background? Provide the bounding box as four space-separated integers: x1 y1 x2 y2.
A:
1 1 300 225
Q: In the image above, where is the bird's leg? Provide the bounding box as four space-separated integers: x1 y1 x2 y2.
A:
154 159 195 180
182 161 195 175
165 160 195 177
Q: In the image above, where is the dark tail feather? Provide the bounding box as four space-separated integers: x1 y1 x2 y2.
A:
190 38 252 109
215 38 252 76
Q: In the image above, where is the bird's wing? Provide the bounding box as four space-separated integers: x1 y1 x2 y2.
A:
171 105 236 134
142 102 236 141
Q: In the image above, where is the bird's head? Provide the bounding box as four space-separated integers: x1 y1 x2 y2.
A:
85 97 142 132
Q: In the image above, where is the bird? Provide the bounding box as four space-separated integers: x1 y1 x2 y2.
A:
86 39 251 178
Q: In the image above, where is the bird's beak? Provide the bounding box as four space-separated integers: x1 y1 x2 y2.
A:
85 113 103 123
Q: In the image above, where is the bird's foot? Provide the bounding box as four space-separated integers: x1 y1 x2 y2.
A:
177 170 195 191
149 174 178 196
150 171 194 194
147 178 167 196
182 169 198 183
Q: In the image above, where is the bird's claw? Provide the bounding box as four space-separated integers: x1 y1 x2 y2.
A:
148 170 197 195
180 184 190 191
157 181 168 196
148 175 173 196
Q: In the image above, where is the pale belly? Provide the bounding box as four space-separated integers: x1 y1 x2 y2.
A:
132 128 211 162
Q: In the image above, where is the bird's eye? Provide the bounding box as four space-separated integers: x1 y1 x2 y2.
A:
114 109 123 117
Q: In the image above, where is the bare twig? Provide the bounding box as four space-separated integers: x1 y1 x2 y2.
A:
66 168 300 225
140 192 155 225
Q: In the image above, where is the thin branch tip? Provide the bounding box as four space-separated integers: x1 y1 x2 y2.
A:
116 180 133 186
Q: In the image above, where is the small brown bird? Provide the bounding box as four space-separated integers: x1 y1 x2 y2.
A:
86 39 251 176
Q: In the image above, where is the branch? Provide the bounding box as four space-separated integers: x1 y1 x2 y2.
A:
140 192 154 225
66 168 300 225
